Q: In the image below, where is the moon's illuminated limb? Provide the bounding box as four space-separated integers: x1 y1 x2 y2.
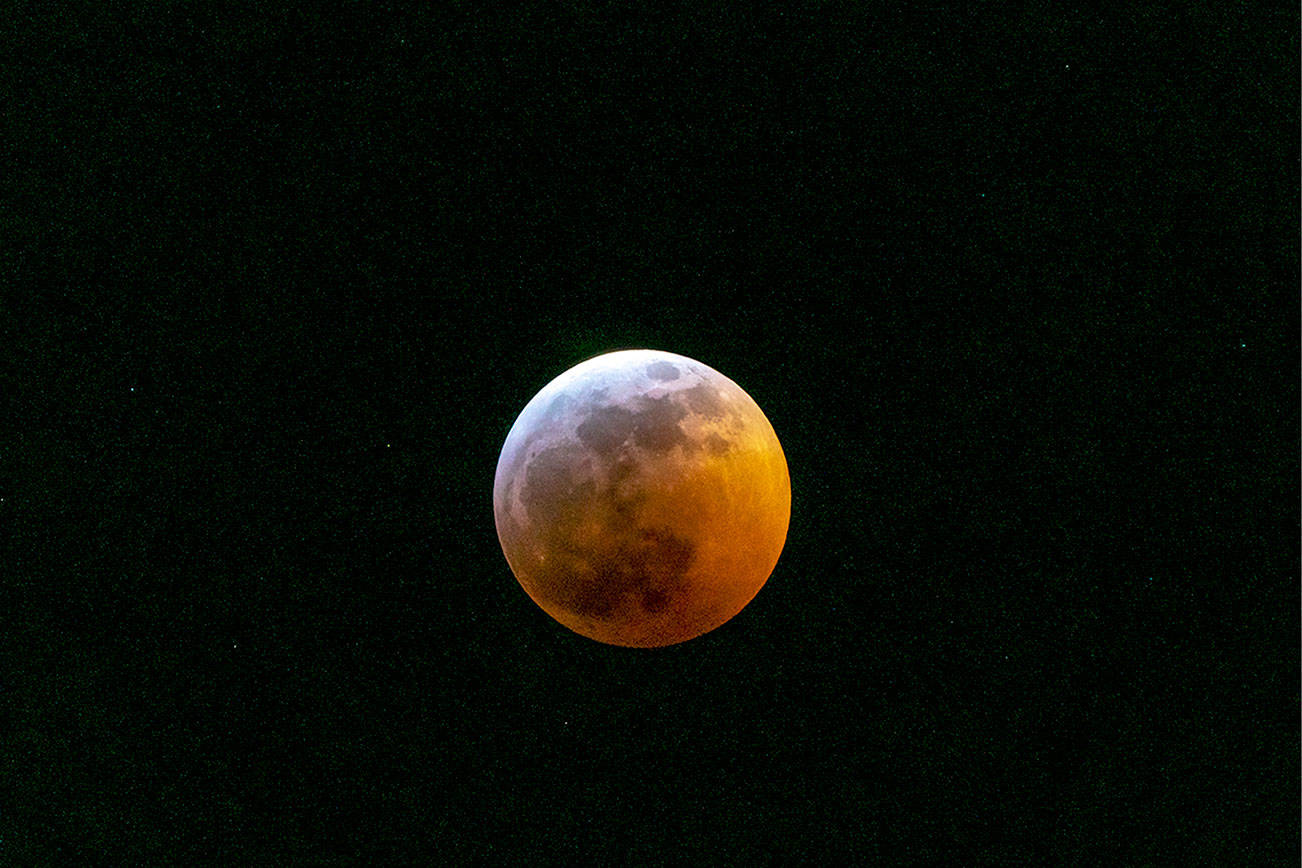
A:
493 349 790 647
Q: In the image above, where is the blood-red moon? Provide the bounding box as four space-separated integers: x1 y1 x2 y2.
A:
493 350 790 647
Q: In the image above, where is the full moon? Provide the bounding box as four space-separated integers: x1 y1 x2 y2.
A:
493 349 791 647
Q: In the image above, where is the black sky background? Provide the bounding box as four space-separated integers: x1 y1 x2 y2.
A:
6 3 1299 863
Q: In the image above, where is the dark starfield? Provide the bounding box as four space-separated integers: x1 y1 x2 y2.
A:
6 4 1298 863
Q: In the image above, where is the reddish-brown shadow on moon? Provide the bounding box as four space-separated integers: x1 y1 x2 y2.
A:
493 349 791 647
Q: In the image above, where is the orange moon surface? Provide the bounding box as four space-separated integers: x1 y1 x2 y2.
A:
493 349 791 647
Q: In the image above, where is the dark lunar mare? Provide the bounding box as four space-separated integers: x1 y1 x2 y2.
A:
645 361 680 381
542 524 697 619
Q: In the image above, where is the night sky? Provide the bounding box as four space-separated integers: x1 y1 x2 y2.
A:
8 4 1298 863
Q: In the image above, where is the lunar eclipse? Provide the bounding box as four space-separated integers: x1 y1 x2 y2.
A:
493 349 791 647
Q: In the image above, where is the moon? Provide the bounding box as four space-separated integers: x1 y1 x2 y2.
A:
493 349 791 647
